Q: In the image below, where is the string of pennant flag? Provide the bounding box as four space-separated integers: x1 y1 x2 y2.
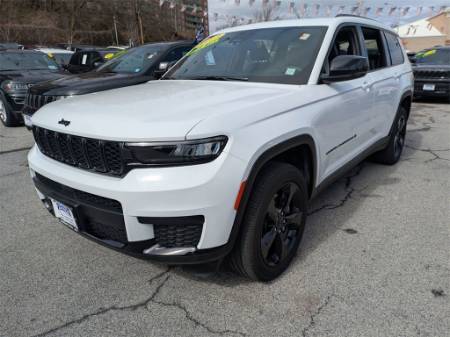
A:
158 0 448 21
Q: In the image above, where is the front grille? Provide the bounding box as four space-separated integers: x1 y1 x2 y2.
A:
414 70 450 80
153 220 203 248
26 94 59 110
33 126 125 176
36 173 122 212
84 221 128 243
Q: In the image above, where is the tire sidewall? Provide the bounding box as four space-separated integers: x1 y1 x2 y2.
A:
240 163 308 281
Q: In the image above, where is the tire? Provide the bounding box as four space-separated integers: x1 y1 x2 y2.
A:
0 96 21 127
371 106 408 165
230 162 308 281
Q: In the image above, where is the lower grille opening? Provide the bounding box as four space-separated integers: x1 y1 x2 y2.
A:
139 216 204 248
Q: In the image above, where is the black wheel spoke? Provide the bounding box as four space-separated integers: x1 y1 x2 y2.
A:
285 210 303 228
261 228 277 260
267 199 279 223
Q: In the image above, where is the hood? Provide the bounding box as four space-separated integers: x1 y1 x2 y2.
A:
30 71 152 96
0 69 65 85
32 80 312 141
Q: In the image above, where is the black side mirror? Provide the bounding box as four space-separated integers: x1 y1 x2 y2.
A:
154 61 176 78
321 55 369 83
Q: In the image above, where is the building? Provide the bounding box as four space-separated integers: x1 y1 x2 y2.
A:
163 0 209 39
395 8 450 52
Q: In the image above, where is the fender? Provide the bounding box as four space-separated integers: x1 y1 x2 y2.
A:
226 134 318 251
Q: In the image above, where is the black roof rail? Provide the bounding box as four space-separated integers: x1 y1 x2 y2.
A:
335 14 377 21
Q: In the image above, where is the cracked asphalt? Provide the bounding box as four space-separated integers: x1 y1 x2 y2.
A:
1 102 449 337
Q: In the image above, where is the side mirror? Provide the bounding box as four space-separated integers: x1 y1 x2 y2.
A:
93 61 104 68
321 55 369 83
154 61 176 78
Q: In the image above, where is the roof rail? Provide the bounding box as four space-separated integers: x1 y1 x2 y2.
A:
335 14 377 21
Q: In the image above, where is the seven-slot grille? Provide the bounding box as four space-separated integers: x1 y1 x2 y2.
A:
33 126 124 176
26 94 59 110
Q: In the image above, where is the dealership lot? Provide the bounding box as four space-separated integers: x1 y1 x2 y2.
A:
0 102 449 337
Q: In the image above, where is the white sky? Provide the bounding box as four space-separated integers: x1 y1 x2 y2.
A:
208 0 449 32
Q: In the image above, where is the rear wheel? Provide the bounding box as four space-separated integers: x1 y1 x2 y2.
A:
231 162 308 281
0 97 21 127
372 106 407 165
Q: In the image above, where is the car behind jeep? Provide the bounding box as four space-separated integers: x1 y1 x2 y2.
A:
28 17 413 281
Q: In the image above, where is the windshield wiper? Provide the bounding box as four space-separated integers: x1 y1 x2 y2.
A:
188 75 249 82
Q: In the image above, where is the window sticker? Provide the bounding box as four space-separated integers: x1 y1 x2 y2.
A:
81 54 88 65
285 67 296 76
104 53 115 60
299 33 311 40
205 51 216 65
186 33 225 56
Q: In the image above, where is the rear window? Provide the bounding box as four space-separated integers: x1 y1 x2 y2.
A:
385 32 404 66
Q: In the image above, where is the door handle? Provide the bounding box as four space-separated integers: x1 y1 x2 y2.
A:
362 81 371 91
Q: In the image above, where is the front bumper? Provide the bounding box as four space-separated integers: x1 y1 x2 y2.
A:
414 80 450 99
28 145 246 262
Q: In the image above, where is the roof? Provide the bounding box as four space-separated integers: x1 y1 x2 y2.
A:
0 49 42 54
395 13 447 38
36 48 74 54
216 17 394 35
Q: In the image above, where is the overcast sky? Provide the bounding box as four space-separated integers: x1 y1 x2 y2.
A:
208 0 449 32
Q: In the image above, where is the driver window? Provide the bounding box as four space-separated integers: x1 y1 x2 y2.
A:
325 26 360 73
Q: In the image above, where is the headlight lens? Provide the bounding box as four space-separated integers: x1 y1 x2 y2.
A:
1 80 29 92
126 136 228 165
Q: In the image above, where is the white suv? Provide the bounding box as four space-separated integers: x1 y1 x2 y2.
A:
28 16 413 281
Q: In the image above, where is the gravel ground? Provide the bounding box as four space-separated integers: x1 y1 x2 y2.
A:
0 102 449 337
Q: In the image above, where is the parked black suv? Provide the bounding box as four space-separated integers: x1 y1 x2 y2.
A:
22 41 194 124
413 46 450 101
64 49 120 74
0 50 65 126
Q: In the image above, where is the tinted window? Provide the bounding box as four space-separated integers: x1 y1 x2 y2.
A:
0 52 59 71
362 27 388 70
385 32 404 65
326 26 361 72
165 27 327 85
164 46 192 62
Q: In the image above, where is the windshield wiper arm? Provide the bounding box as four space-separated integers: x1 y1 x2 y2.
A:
189 75 249 82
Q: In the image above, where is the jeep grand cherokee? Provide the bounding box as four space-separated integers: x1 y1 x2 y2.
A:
28 17 413 281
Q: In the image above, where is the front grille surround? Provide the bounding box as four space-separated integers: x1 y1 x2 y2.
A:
33 126 125 176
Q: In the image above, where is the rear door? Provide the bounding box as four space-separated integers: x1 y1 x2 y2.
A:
358 26 397 143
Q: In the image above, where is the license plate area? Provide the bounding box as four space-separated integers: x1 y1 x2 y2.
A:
423 84 435 91
51 198 78 231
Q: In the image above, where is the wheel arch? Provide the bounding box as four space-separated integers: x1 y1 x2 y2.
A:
399 90 412 119
227 134 318 253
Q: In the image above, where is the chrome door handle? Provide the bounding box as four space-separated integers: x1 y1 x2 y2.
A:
362 81 371 91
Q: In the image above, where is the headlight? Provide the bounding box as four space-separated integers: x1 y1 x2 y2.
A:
126 136 228 166
1 81 29 92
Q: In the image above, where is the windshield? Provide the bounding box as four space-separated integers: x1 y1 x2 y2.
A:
97 46 164 74
164 26 327 85
415 49 450 65
0 52 59 71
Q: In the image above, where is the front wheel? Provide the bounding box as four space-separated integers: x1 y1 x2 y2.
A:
0 97 21 127
231 162 308 281
372 106 408 165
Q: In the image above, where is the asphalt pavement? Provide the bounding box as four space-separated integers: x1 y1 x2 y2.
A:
0 101 449 337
